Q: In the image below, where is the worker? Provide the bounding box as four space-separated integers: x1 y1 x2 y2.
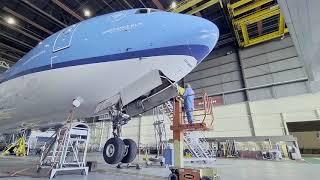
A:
183 83 195 124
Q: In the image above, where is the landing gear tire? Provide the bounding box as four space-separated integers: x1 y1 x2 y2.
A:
103 137 125 164
121 139 137 163
168 173 178 180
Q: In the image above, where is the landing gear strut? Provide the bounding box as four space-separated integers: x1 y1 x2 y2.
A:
102 110 137 165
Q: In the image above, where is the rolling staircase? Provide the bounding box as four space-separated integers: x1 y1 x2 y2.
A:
37 122 90 179
184 131 216 163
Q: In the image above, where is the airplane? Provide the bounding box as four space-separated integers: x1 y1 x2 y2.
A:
0 8 219 164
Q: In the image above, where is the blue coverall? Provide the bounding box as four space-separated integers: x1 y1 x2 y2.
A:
183 87 195 124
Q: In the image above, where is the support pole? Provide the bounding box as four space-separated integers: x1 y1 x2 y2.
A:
173 99 184 168
280 112 289 135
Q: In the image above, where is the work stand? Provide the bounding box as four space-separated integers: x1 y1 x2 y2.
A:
168 96 219 180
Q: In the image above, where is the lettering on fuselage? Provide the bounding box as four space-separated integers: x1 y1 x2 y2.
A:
102 22 143 34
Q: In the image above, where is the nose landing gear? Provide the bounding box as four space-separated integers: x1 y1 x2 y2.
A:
102 137 137 165
102 110 137 165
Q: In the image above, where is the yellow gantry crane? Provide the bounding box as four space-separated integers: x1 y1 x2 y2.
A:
169 0 289 48
227 0 288 47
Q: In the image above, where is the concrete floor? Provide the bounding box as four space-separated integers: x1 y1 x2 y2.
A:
0 153 319 180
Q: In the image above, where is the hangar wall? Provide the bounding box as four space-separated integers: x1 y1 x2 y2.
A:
185 37 309 104
240 37 309 101
278 0 320 91
98 36 320 147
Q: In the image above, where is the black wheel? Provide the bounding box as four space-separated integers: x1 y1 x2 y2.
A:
103 138 125 164
201 176 211 180
256 152 263 160
121 139 137 163
36 166 41 173
160 161 164 166
168 173 178 180
81 170 86 175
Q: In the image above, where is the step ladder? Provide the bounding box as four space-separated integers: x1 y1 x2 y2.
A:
184 131 216 163
38 122 90 179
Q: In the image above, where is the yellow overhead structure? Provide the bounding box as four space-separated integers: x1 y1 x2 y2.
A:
169 0 220 15
230 0 273 17
227 0 289 47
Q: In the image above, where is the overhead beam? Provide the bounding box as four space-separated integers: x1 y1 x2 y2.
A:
0 31 34 49
234 5 280 25
228 0 253 9
233 0 273 16
3 7 53 35
20 0 67 28
170 0 203 13
192 6 202 16
152 0 165 10
243 30 283 47
0 42 26 55
0 20 42 42
138 0 147 8
51 0 84 21
102 0 116 11
186 0 219 15
0 52 21 61
122 0 133 9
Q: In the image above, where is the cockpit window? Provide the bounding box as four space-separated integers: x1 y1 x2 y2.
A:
135 8 161 14
150 9 161 13
135 9 148 14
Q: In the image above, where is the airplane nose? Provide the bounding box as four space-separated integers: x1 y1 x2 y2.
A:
184 16 219 63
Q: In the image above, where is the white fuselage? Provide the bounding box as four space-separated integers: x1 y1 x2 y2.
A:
0 55 196 131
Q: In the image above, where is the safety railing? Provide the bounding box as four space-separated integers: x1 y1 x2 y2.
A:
179 92 215 130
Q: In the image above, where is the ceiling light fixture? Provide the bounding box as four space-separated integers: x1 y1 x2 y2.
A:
170 1 177 9
83 9 91 17
6 17 16 25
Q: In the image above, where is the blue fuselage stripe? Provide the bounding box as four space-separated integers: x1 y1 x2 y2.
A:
0 44 209 84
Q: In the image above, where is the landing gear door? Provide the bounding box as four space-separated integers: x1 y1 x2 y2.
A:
53 24 79 52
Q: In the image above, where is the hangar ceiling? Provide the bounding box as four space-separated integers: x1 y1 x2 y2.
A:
0 0 286 66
